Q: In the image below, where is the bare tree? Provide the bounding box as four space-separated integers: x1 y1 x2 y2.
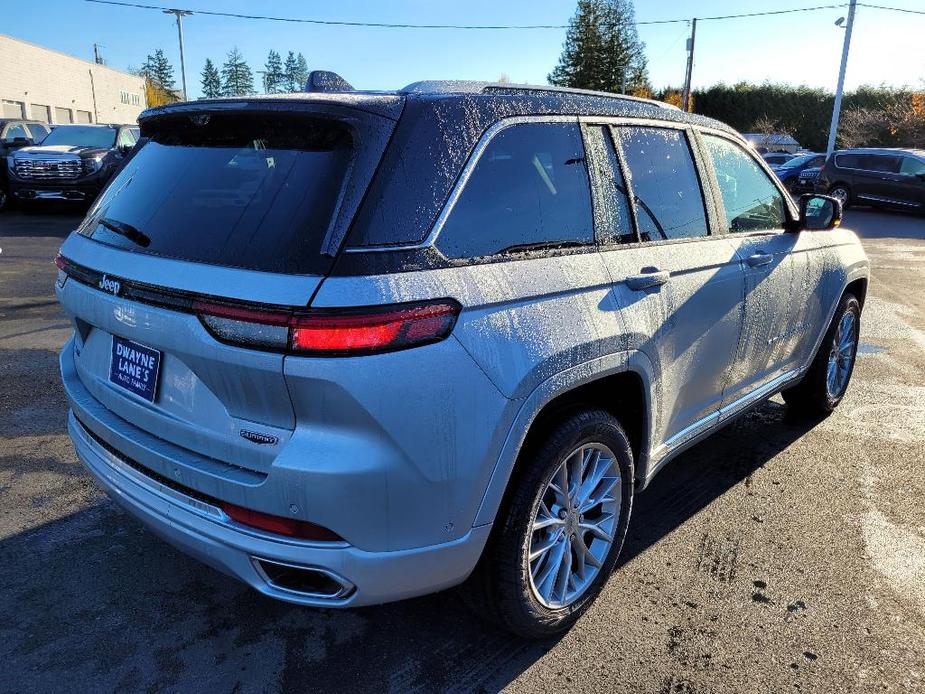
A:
838 101 925 149
749 115 795 151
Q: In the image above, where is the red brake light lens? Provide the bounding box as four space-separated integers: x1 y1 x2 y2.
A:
221 502 343 541
194 299 460 356
290 302 460 354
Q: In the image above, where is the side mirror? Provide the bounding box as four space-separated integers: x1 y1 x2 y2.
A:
799 193 841 231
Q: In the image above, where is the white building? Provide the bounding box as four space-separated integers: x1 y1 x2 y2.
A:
0 34 147 126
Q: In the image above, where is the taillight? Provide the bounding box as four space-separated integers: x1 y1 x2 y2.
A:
193 299 461 356
221 502 343 541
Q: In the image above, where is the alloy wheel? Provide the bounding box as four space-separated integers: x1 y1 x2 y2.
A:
830 186 849 207
528 443 621 609
827 310 857 398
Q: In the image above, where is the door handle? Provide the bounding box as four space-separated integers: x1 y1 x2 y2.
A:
745 252 773 268
625 269 670 290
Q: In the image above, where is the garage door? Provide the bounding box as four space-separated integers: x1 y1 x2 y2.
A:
2 100 24 118
30 104 51 123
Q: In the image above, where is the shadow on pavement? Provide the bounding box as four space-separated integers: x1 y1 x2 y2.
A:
1 399 824 693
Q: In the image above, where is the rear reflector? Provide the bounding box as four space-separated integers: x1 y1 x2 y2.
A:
221 502 343 541
194 299 460 356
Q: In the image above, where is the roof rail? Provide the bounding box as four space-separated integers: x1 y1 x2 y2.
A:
398 80 678 109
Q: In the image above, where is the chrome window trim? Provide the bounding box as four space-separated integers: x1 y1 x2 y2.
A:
343 114 581 254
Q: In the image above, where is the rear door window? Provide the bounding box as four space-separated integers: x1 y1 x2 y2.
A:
78 113 354 274
899 157 925 177
436 122 594 259
702 134 786 233
615 126 708 241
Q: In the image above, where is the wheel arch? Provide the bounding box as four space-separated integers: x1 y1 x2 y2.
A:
472 351 655 529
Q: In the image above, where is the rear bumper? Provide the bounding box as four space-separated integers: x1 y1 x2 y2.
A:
61 337 491 607
791 179 820 195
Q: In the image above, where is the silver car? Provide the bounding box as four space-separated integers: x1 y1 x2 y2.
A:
56 80 869 637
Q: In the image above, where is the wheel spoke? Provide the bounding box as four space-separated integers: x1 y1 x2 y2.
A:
532 501 563 532
573 534 602 569
534 538 567 601
580 513 615 542
553 539 573 602
530 526 564 561
579 474 620 513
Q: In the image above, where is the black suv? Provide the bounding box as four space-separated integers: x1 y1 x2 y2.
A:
7 124 138 206
817 147 925 213
0 119 52 210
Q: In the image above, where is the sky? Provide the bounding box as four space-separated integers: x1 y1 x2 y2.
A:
3 0 924 99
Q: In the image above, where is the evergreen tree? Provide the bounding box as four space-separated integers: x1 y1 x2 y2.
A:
263 50 285 93
142 49 176 91
221 47 254 96
283 51 299 92
549 0 649 94
200 58 222 98
292 52 309 91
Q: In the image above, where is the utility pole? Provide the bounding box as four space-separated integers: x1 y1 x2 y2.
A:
93 43 104 65
826 0 857 157
681 18 697 112
163 8 193 101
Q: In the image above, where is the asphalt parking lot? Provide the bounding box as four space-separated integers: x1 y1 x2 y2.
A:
2 206 924 693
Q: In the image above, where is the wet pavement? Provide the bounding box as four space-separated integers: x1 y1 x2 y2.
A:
1 205 924 693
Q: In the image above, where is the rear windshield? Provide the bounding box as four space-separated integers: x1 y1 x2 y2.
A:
77 113 353 274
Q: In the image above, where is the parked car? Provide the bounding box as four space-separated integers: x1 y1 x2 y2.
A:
817 147 925 212
771 152 826 191
0 118 52 210
762 151 798 167
55 79 868 638
7 124 137 206
793 166 823 194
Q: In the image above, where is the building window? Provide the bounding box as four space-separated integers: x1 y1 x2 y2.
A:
76 110 93 123
130 93 140 106
120 90 129 104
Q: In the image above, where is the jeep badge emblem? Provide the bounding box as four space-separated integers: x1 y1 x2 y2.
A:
240 429 278 446
98 275 121 296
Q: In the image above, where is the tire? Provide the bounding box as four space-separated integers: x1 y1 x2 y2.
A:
461 409 634 638
782 293 860 416
828 184 851 210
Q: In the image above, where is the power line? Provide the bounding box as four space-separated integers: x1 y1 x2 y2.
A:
84 0 855 30
858 3 925 16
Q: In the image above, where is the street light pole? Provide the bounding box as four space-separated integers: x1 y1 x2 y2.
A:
163 9 193 101
826 0 857 157
681 18 697 112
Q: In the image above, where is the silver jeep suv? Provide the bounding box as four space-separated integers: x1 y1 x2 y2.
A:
56 79 869 637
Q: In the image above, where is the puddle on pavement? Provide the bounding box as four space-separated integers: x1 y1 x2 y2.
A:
857 342 887 355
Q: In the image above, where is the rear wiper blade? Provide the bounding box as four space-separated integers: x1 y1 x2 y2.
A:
98 217 151 248
499 240 586 254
